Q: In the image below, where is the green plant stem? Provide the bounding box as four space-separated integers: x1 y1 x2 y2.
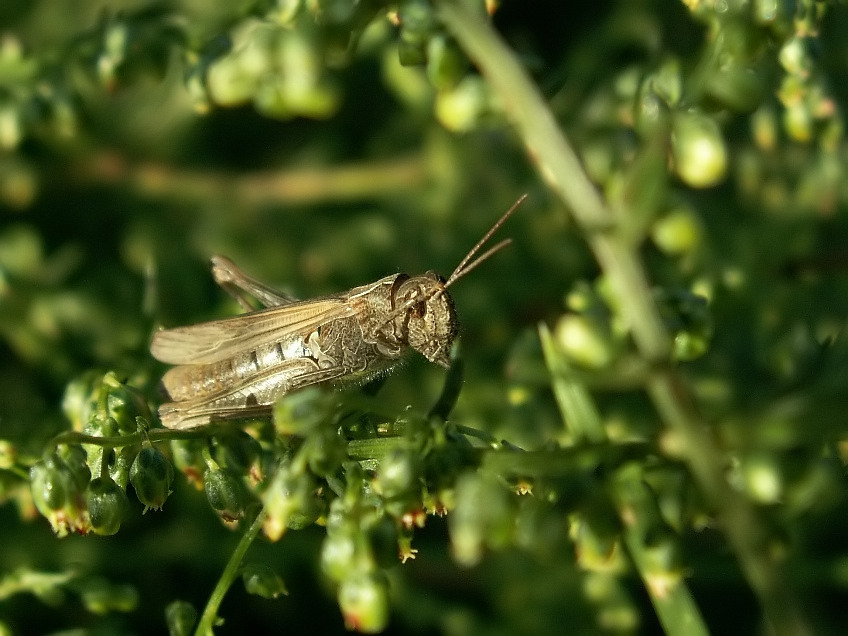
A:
195 507 268 636
49 427 212 451
540 323 709 635
69 151 428 207
435 1 811 634
612 464 710 636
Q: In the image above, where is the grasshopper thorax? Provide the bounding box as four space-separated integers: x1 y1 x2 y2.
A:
392 272 457 369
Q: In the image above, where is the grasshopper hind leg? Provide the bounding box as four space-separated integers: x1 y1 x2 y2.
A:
211 255 299 311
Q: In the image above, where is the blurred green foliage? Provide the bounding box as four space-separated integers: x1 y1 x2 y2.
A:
2 0 848 634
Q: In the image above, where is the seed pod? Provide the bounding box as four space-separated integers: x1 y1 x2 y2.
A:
204 466 249 522
242 563 287 599
671 111 728 188
338 572 390 634
86 476 130 536
165 601 197 636
130 446 174 511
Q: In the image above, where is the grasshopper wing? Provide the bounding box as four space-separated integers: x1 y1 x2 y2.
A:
150 298 354 365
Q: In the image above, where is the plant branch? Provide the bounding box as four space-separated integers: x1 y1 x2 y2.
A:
195 507 268 636
66 151 428 207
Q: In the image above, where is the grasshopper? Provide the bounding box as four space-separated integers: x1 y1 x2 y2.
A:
150 195 525 429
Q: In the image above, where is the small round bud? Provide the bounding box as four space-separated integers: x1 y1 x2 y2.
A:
170 439 206 489
80 577 139 614
130 446 174 511
86 477 130 536
56 444 92 491
338 572 390 634
671 111 728 188
262 467 321 541
30 452 90 536
449 473 513 567
204 467 248 522
103 373 152 434
30 456 72 513
435 76 487 132
426 35 466 90
554 313 616 369
651 207 703 256
165 600 197 636
375 449 421 501
321 530 359 583
242 563 288 599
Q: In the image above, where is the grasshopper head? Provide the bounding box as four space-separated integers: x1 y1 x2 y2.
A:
396 272 457 368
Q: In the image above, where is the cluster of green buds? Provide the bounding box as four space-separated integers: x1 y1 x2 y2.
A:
320 476 392 633
29 445 91 536
29 372 174 536
0 37 72 209
550 272 714 373
82 7 184 93
196 16 340 119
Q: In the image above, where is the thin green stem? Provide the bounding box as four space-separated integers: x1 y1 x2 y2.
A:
195 507 268 636
49 427 218 451
435 2 811 634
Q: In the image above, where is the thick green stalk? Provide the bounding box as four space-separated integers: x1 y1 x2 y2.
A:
434 1 810 634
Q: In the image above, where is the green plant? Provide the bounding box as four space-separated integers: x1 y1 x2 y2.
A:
2 1 848 634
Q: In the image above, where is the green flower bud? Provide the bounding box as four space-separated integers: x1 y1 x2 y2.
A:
671 111 727 188
305 425 348 477
367 517 402 570
170 439 206 489
0 440 17 470
30 452 90 536
449 473 513 566
554 313 616 369
214 431 261 474
273 387 331 436
80 577 139 614
321 529 360 583
753 0 793 34
570 513 624 573
103 372 151 435
262 467 321 540
30 456 71 513
738 452 783 504
0 155 37 209
779 37 813 77
56 444 92 491
783 101 813 143
165 600 197 636
130 447 174 511
86 477 130 536
338 572 390 634
110 445 135 491
375 449 421 500
0 101 22 150
242 563 288 599
426 35 466 90
62 370 101 431
651 207 703 256
655 288 712 361
204 467 249 522
642 524 684 577
435 76 487 132
705 66 763 112
207 55 259 107
397 0 436 66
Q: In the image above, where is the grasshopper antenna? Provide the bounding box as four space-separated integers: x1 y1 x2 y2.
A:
445 194 527 288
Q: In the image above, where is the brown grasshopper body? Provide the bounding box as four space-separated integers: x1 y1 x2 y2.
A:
150 196 524 429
